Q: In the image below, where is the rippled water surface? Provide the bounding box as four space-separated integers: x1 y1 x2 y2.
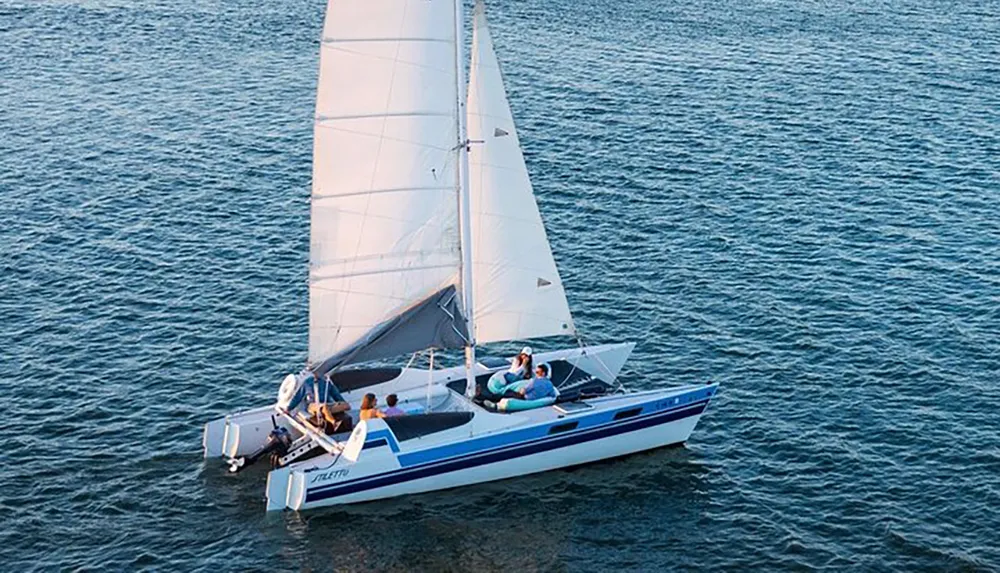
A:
2 0 999 570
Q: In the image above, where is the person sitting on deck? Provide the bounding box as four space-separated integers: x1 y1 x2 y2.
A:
308 401 353 435
483 363 557 412
359 393 387 421
518 364 556 401
382 394 405 417
306 372 353 434
486 346 533 395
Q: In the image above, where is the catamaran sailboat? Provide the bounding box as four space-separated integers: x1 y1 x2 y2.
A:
203 0 718 512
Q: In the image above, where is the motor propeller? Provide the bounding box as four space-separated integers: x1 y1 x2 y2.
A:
226 417 292 474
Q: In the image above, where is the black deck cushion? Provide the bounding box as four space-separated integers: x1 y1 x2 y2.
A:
384 412 474 441
446 373 493 395
330 367 403 392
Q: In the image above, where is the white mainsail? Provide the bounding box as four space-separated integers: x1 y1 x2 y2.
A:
467 2 576 344
309 0 464 364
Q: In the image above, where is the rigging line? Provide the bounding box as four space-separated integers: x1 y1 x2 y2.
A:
557 360 579 390
551 335 596 390
578 333 618 384
313 186 454 201
546 336 588 391
313 246 457 267
311 262 457 283
317 111 453 122
307 447 345 472
310 282 457 302
426 349 434 408
322 36 452 45
403 350 421 371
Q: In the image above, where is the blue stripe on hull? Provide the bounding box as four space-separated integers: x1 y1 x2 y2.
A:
305 399 708 504
396 387 716 467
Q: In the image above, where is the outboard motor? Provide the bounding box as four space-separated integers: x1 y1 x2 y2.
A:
228 416 293 473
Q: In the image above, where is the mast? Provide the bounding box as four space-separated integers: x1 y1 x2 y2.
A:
454 0 477 397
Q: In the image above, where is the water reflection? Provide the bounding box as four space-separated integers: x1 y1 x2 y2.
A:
244 445 709 570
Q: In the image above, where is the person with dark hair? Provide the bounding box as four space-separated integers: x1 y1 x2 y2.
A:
359 393 386 421
487 346 534 395
518 363 556 401
383 393 405 417
306 372 353 434
509 347 534 382
307 400 353 435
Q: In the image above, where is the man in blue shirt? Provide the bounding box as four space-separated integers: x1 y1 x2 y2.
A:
520 364 556 401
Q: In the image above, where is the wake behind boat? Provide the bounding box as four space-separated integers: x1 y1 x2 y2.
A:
202 0 718 512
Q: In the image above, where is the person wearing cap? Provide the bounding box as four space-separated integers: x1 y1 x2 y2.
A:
486 347 534 396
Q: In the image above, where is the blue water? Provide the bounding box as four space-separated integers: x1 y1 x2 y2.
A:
2 0 999 570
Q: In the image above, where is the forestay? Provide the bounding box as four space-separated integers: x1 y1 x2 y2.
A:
467 2 576 344
310 0 465 365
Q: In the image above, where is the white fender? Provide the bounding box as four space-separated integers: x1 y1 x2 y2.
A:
276 373 299 410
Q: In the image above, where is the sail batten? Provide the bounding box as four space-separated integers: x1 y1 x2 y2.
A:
314 185 455 201
313 262 459 283
318 112 454 122
467 2 576 344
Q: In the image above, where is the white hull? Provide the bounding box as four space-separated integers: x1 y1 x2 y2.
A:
203 343 719 512
286 400 706 510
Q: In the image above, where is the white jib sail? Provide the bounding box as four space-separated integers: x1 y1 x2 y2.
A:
467 2 576 344
309 0 463 364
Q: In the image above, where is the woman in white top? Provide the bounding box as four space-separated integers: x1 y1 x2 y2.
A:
487 346 533 395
